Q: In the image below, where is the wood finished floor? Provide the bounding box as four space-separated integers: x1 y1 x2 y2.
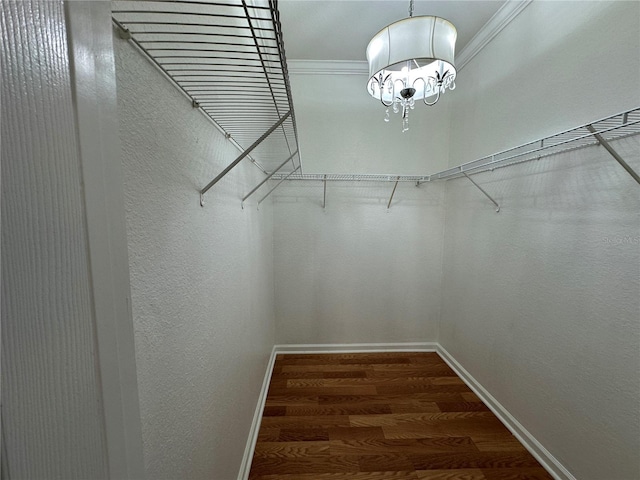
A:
249 352 553 480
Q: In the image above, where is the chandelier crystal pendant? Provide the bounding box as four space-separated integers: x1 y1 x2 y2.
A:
366 1 457 132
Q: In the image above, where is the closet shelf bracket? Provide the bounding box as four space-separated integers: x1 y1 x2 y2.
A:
387 177 400 210
462 171 500 212
257 165 300 207
586 124 640 185
323 175 327 209
242 150 298 208
200 111 291 206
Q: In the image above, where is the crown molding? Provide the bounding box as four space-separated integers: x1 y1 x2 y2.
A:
455 0 532 70
287 0 532 76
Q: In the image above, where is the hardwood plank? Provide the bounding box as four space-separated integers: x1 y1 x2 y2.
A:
408 452 542 470
370 365 457 374
389 401 441 414
367 369 459 378
262 406 286 416
253 441 330 458
287 377 437 387
254 471 420 479
461 392 483 402
431 377 466 385
376 384 472 395
480 467 554 479
350 411 498 427
271 370 369 379
281 364 376 373
327 426 386 441
286 404 393 416
278 358 342 365
269 386 379 396
257 428 280 442
416 469 487 479
330 437 479 456
278 428 330 442
261 415 351 429
324 371 369 378
471 434 528 452
383 424 459 440
249 455 360 476
357 453 415 472
318 393 467 405
265 395 319 406
436 402 491 412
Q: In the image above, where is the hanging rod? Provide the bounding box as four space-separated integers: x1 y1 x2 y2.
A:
269 173 430 183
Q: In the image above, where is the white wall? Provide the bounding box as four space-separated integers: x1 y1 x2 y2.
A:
449 0 640 165
273 181 444 344
441 2 640 479
115 36 276 479
441 139 640 480
1 1 109 477
290 72 452 174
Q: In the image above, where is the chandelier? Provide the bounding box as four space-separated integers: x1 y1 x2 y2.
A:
366 0 457 132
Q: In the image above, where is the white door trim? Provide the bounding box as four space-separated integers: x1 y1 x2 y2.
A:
65 2 145 478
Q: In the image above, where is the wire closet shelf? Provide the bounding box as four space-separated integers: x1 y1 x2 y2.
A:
271 107 640 184
112 0 301 188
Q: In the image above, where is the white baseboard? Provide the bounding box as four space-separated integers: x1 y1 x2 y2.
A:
274 342 438 354
238 342 575 480
436 345 576 480
237 345 278 480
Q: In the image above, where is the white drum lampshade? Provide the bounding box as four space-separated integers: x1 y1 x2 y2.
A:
366 15 457 131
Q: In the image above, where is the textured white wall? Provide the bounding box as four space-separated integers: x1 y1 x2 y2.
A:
273 181 444 344
441 138 640 480
441 2 640 479
114 37 276 479
1 1 108 478
290 73 452 175
448 0 640 165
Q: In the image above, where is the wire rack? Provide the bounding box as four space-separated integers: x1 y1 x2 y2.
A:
429 107 640 181
271 107 640 184
112 0 300 175
269 174 430 183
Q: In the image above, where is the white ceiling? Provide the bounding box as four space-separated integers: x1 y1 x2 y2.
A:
278 0 507 61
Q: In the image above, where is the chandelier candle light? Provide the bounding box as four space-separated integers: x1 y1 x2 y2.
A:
366 0 457 132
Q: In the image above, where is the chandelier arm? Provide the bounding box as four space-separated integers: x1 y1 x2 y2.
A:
423 87 441 106
372 73 396 107
412 77 442 106
369 80 377 97
379 96 394 108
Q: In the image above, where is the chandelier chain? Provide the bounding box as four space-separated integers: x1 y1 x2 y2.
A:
408 0 414 17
